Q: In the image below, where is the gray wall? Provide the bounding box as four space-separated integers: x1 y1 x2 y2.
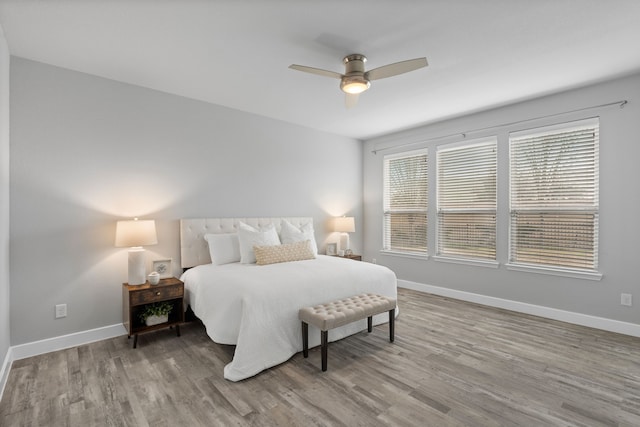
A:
10 58 362 345
0 26 10 362
364 72 640 324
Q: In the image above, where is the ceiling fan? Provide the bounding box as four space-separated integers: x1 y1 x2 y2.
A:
289 54 428 108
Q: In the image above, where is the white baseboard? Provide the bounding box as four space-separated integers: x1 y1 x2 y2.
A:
399 280 640 337
10 323 127 361
0 346 12 403
0 324 127 401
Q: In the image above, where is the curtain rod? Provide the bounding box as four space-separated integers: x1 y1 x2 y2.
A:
371 100 628 154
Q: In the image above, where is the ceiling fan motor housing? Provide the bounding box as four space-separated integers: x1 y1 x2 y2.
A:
341 54 370 94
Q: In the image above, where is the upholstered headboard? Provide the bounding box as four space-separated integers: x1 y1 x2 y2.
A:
180 217 314 269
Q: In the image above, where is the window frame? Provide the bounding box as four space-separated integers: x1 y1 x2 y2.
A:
435 137 498 263
382 148 429 257
507 117 601 279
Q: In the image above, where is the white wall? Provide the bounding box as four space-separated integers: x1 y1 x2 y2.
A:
10 58 363 345
0 25 11 389
364 72 640 325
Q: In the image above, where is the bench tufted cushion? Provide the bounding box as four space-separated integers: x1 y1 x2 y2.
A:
299 293 397 331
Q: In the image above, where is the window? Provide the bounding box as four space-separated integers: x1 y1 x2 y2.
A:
437 138 497 260
509 118 599 271
383 149 428 255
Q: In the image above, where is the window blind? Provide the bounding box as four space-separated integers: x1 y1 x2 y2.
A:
383 149 428 254
437 139 497 259
509 118 599 270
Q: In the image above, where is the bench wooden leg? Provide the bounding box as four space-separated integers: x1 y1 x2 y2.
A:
321 330 328 371
367 316 373 332
389 309 395 342
302 322 309 358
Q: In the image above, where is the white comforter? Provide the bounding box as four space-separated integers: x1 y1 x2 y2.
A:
180 255 397 381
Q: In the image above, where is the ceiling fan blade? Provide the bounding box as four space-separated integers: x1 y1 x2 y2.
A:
365 57 428 81
289 64 343 79
345 93 359 109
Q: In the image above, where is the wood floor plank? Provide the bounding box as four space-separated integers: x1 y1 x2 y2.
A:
3 288 640 426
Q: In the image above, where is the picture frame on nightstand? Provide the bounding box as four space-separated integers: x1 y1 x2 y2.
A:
326 243 337 256
152 259 172 278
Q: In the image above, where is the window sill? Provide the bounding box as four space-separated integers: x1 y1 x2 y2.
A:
379 250 428 261
433 256 499 269
505 263 602 281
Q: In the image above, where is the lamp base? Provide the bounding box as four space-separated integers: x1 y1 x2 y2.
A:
128 247 146 285
338 233 350 253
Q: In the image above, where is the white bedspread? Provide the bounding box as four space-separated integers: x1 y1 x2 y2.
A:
180 255 397 381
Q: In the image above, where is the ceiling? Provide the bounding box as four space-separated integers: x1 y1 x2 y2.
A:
1 1 639 140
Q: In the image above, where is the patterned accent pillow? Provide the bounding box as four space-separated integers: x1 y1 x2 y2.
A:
254 240 316 266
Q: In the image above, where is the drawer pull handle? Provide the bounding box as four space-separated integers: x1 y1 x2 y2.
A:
156 292 161 296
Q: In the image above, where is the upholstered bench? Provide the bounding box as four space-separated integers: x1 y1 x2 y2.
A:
298 293 396 371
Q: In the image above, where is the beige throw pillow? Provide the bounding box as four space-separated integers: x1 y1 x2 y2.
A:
254 240 315 266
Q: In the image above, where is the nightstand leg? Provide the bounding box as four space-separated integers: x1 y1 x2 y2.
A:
176 324 181 337
133 334 138 349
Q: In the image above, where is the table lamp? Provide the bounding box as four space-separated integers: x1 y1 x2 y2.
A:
334 216 355 254
115 218 158 285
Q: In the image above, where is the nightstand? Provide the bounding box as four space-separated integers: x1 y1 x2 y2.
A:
122 277 185 348
334 254 362 261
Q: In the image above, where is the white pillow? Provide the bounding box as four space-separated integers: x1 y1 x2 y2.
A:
237 222 281 264
204 233 241 265
279 220 318 255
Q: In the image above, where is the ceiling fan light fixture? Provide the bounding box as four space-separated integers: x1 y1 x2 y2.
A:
340 76 370 94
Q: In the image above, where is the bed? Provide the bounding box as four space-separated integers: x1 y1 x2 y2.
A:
179 217 398 381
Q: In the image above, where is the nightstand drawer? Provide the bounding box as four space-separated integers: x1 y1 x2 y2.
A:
130 284 183 305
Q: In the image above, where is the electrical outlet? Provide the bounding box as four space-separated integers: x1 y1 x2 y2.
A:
55 304 67 318
621 293 632 307
372 258 377 264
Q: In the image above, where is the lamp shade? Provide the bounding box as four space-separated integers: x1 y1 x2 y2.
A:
115 219 158 247
334 217 355 233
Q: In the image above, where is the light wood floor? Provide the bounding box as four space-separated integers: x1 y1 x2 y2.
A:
2 288 640 426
